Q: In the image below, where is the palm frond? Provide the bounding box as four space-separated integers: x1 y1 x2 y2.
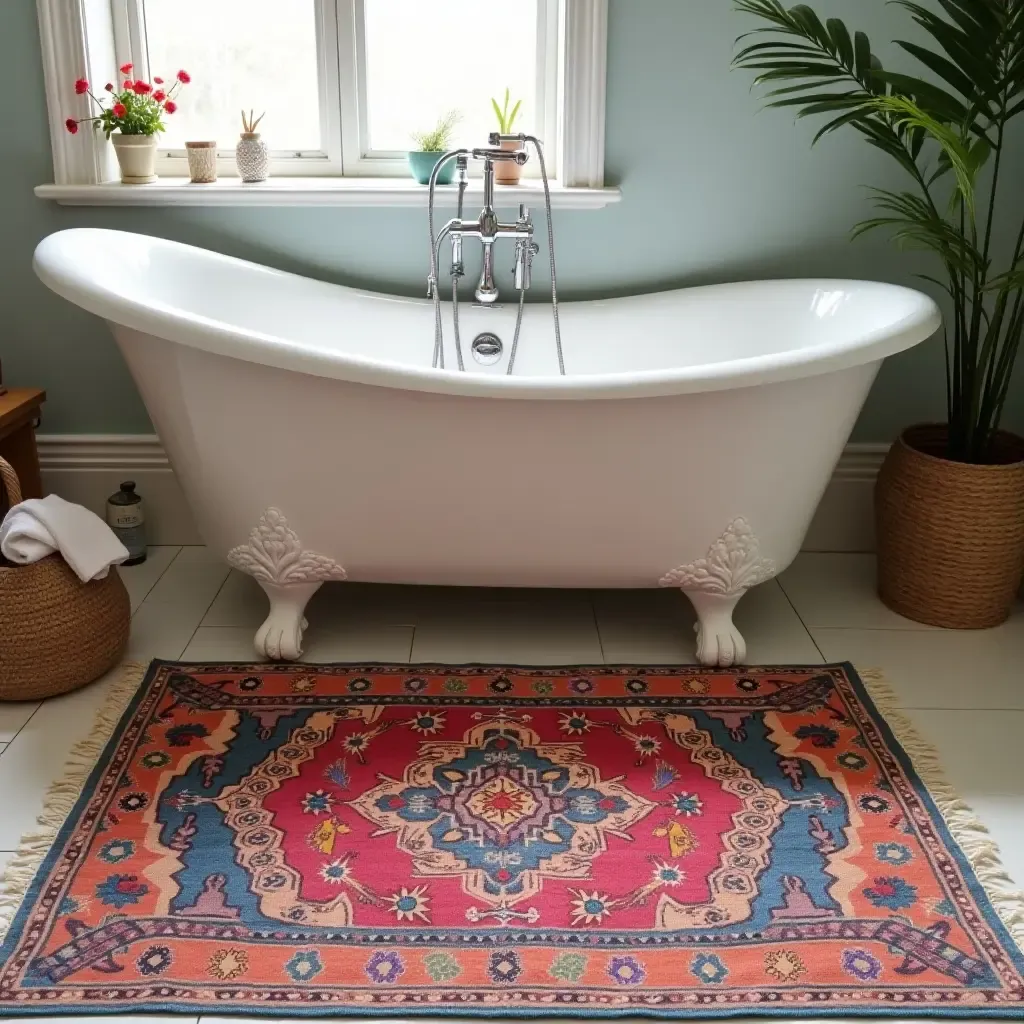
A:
854 187 985 278
867 95 980 213
734 0 1024 463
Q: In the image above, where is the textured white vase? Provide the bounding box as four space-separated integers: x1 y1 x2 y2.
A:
235 132 269 182
111 133 158 184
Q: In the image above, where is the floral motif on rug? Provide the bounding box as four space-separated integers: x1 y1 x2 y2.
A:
1 662 1023 1017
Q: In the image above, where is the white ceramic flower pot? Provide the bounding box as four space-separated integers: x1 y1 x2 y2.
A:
236 132 269 183
111 133 158 184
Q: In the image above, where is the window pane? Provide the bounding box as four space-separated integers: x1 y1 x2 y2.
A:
363 0 540 153
144 0 322 152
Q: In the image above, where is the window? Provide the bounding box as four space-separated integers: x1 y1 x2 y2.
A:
356 1 554 161
37 0 610 200
143 0 325 156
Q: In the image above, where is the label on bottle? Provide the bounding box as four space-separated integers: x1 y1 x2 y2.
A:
107 502 144 529
113 524 147 561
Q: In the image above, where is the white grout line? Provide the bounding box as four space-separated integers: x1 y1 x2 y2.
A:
775 578 827 662
128 545 185 614
176 568 234 660
2 705 44 753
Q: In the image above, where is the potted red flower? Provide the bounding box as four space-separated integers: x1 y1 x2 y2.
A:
66 65 191 184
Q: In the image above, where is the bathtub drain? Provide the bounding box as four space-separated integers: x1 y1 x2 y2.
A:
471 333 503 366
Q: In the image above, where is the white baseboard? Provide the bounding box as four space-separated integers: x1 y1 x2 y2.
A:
39 435 203 546
37 435 888 553
803 443 888 553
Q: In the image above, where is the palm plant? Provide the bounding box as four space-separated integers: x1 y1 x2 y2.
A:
734 0 1024 464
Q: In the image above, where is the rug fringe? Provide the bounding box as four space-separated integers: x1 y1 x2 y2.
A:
0 661 147 944
859 667 1024 952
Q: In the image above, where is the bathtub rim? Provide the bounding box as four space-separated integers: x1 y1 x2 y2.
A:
33 227 941 401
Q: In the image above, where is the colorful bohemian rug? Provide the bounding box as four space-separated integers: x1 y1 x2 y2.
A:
1 662 1023 1017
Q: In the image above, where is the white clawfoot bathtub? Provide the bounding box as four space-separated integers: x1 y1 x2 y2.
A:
34 229 939 666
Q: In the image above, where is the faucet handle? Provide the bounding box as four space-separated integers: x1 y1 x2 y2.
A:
490 132 527 145
514 236 539 291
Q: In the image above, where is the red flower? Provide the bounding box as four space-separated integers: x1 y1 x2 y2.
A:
132 80 152 95
112 102 127 118
122 80 133 91
163 100 177 114
119 62 133 75
65 118 79 134
104 82 114 92
74 78 89 95
153 76 164 85
153 89 166 102
176 70 190 84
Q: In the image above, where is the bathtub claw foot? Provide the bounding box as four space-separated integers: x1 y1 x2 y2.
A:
227 507 348 661
661 518 775 667
681 591 747 668
254 581 322 661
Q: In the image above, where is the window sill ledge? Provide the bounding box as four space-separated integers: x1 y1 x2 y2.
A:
34 177 621 210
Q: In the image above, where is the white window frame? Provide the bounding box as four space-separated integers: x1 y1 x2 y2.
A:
121 0 345 178
36 0 610 199
336 0 559 178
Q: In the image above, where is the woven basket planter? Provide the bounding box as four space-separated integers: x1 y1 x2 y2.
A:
0 457 130 701
875 425 1024 629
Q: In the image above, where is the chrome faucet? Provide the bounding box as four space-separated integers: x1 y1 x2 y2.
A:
443 139 533 304
426 133 563 375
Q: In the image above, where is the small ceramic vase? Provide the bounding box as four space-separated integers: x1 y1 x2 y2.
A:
111 133 158 184
185 141 217 183
236 132 269 183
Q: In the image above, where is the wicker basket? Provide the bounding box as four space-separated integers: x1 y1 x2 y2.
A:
875 424 1024 629
0 456 130 701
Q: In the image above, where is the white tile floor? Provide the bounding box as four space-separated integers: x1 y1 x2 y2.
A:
0 547 1022 1023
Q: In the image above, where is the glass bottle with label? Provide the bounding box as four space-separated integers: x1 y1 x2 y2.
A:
106 481 147 565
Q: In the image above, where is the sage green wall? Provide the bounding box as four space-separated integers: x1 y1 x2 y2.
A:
1 0 1021 437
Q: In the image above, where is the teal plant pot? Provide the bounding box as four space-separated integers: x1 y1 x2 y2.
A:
408 151 455 186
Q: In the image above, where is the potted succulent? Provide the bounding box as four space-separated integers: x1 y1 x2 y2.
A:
735 0 1024 628
66 65 190 184
408 111 460 185
491 88 524 184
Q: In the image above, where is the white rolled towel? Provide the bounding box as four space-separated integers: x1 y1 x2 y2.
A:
0 495 130 582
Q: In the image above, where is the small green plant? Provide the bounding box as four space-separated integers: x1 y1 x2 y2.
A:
410 110 460 152
491 88 522 134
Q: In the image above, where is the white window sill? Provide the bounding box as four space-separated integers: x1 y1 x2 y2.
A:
34 177 621 210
